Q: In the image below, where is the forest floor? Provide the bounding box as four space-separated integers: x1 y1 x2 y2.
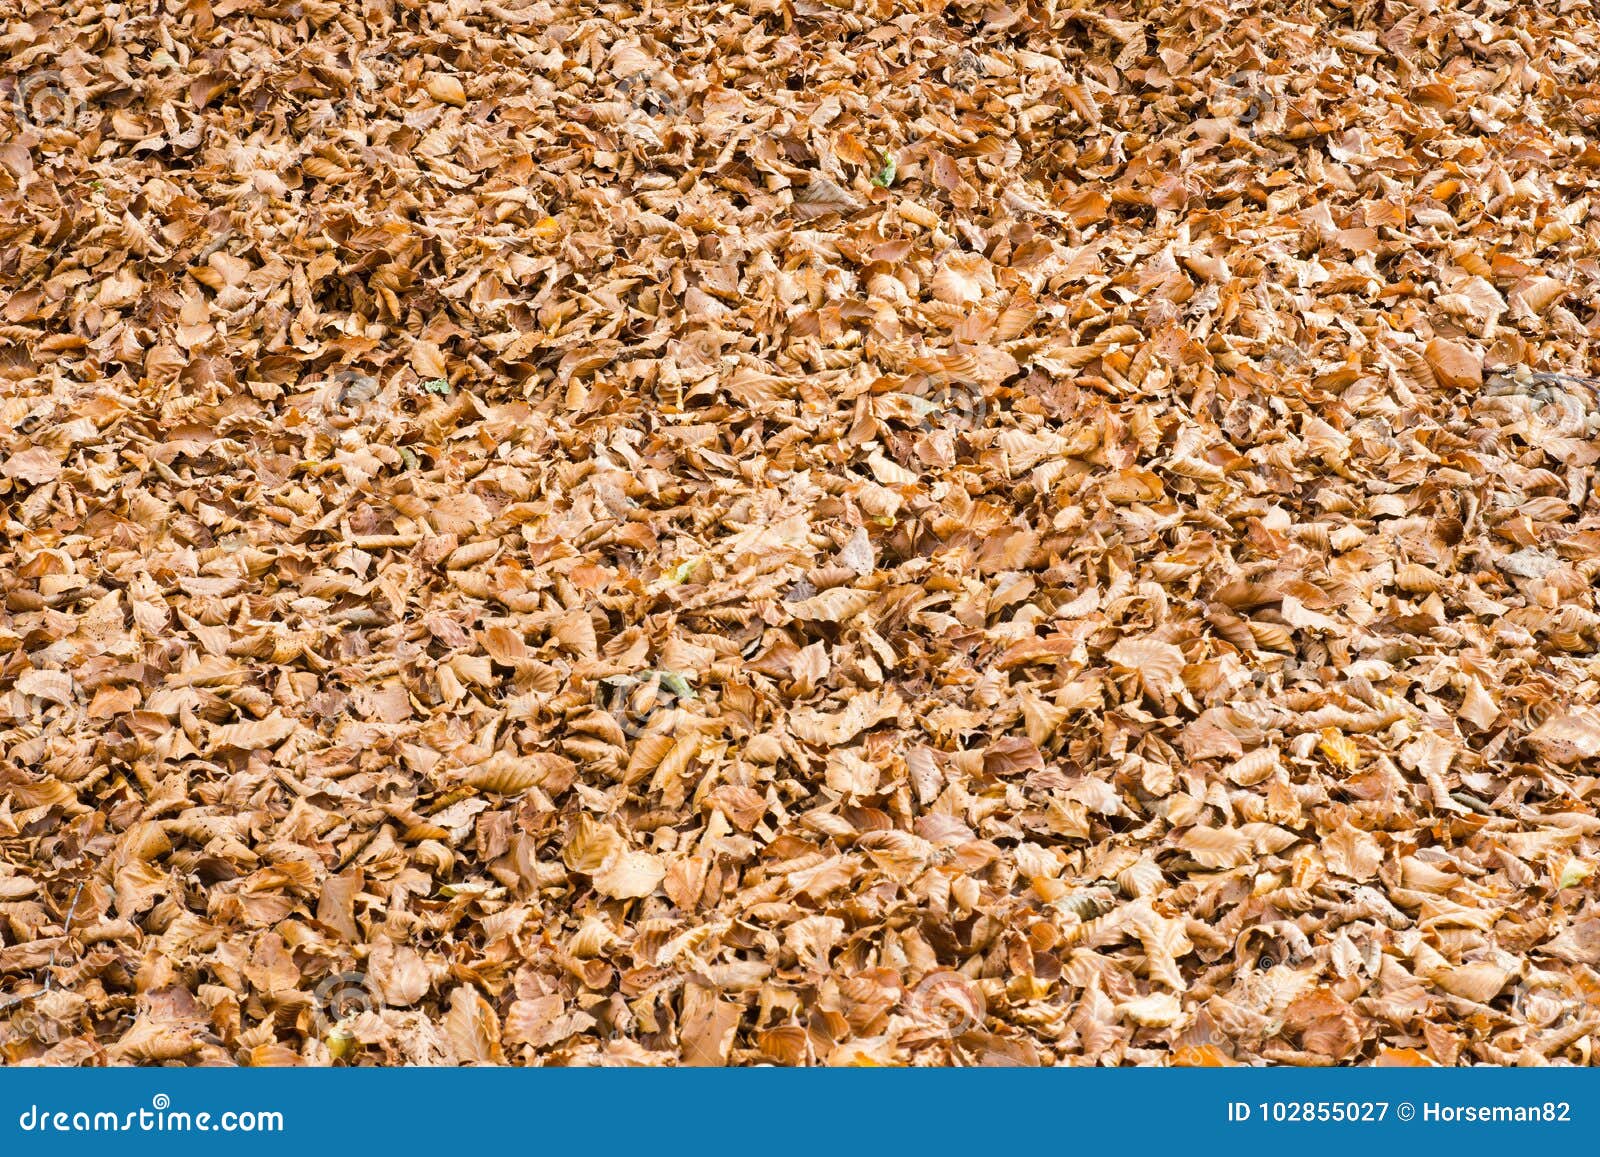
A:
4 0 1600 1065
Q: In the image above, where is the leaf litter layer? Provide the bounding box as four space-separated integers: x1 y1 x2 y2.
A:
4 0 1600 1066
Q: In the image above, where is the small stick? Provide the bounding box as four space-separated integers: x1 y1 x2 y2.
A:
0 878 87 1014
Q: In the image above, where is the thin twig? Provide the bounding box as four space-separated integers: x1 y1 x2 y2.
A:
0 878 86 1015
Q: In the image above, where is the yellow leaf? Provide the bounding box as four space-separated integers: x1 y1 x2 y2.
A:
1318 727 1360 770
1173 1044 1232 1067
1559 858 1594 890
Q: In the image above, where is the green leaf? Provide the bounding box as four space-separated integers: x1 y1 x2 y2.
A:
871 151 897 188
655 671 695 700
422 378 451 395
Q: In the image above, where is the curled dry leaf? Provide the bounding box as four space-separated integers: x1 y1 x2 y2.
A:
1118 993 1183 1029
592 850 667 900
